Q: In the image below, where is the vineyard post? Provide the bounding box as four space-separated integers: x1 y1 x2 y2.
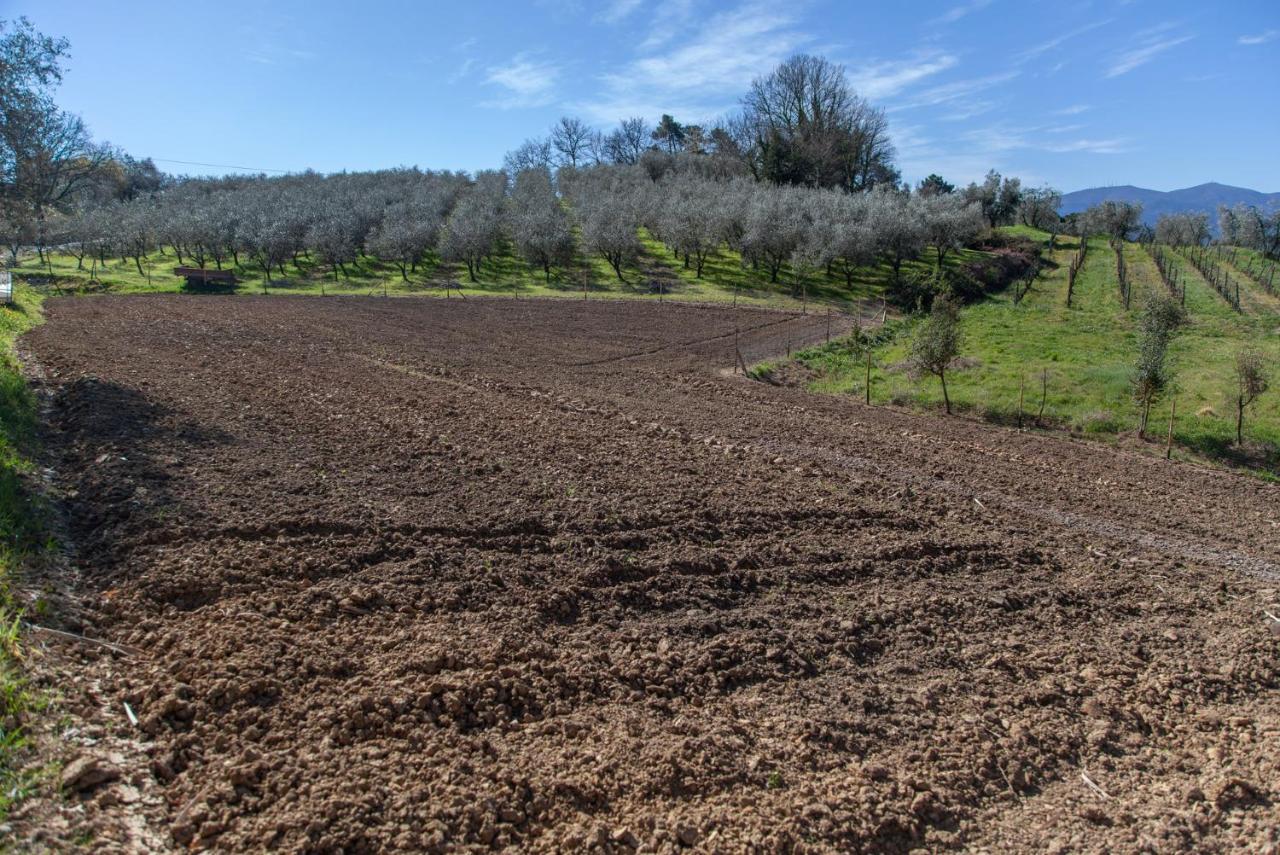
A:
1037 369 1048 425
1018 375 1025 430
864 348 871 405
1166 396 1176 460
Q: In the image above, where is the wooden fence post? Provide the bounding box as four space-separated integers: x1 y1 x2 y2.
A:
1018 375 1025 430
864 348 872 405
1166 396 1176 459
1037 369 1048 425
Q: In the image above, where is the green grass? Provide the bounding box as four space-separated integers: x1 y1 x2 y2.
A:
19 231 1000 316
0 280 51 816
18 238 874 312
795 231 1280 474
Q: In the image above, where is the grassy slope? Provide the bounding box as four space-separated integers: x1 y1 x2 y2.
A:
20 240 850 312
21 229 993 316
0 282 49 815
798 228 1280 472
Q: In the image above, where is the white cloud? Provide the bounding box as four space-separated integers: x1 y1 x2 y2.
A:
1014 20 1109 64
596 0 644 24
482 54 562 109
637 0 696 50
1041 137 1131 154
579 2 810 122
930 0 993 25
1051 104 1091 116
894 70 1018 110
1105 25 1193 77
847 51 959 99
1238 29 1278 45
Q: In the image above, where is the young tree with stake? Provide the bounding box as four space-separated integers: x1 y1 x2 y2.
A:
910 294 962 414
1130 294 1185 437
1233 349 1269 446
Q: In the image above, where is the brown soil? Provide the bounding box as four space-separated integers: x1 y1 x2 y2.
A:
10 295 1280 853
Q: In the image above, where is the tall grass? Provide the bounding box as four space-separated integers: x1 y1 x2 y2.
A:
0 282 49 816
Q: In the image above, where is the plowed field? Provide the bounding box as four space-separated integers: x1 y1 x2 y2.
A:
15 296 1280 852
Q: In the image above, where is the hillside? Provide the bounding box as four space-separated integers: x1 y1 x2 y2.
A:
1060 182 1280 228
787 226 1280 474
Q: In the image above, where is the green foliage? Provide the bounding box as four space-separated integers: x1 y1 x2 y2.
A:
0 280 49 817
1130 293 1185 434
796 231 1280 473
909 294 962 413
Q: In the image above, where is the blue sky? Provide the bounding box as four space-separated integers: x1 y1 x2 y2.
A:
8 0 1279 191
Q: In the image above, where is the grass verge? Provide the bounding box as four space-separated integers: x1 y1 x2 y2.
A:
0 280 50 816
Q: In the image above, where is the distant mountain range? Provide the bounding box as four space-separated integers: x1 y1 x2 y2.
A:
1059 182 1280 228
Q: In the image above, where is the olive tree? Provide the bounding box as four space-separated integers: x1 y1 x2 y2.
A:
871 189 926 287
507 168 574 281
1233 349 1269 445
1130 293 1185 437
439 173 505 282
1080 201 1143 241
910 294 962 414
571 168 642 281
1018 186 1062 231
656 173 726 278
920 193 985 272
1154 212 1209 247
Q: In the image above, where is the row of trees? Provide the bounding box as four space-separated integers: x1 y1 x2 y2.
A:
41 160 992 300
1218 204 1280 259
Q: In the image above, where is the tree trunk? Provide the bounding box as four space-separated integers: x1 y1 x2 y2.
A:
1237 395 1245 445
939 371 951 414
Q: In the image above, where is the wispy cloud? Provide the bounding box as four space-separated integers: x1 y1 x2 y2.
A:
244 46 315 65
958 122 1132 156
1051 104 1091 116
579 2 809 122
930 0 993 26
895 70 1018 110
448 38 480 83
1014 20 1109 64
1238 29 1278 45
1041 137 1131 154
596 0 644 24
847 51 959 99
482 54 561 109
638 0 696 50
1105 24 1193 77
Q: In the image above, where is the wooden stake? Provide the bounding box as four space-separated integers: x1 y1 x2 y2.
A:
1037 369 1048 424
864 348 872 405
1166 395 1176 459
826 306 831 343
1018 375 1025 430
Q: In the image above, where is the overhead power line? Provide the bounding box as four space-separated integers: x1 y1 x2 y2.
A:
151 158 293 174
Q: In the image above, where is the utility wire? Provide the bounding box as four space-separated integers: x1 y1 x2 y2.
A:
151 158 294 174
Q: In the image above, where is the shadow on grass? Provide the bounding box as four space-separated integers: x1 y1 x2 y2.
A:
1178 432 1280 474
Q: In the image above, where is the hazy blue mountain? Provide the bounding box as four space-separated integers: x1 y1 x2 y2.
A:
1060 182 1280 229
